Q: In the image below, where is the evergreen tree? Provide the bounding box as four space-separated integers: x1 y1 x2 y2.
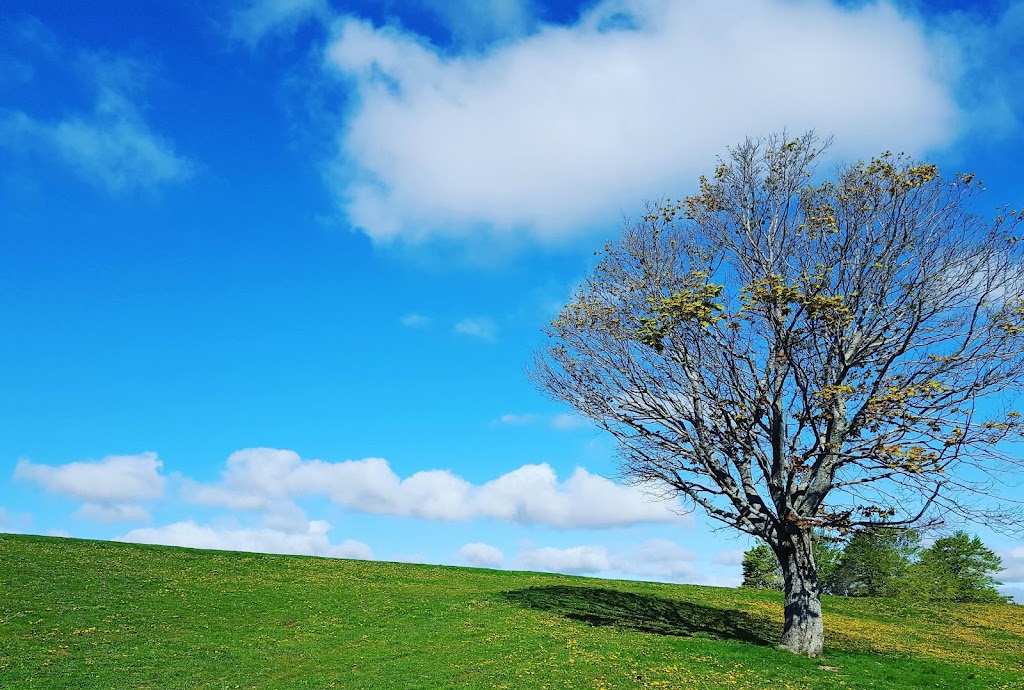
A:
824 528 919 597
812 532 843 593
741 544 782 590
906 532 1008 603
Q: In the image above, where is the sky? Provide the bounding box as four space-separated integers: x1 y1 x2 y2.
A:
2 0 1024 599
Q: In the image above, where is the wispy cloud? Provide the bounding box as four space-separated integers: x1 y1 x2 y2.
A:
926 1 1024 137
713 548 746 567
493 413 538 425
551 413 588 431
400 312 431 328
416 0 536 47
0 47 193 193
74 503 152 524
228 0 330 45
323 0 960 244
491 412 589 430
454 317 497 341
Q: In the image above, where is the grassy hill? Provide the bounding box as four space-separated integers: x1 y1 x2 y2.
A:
1 534 1021 689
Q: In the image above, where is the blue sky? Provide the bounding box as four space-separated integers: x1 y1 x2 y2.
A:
2 0 1023 597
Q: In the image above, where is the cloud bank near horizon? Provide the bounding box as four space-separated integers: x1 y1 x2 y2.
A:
13 447 684 531
183 447 685 529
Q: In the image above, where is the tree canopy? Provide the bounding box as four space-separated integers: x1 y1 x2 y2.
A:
533 132 1024 655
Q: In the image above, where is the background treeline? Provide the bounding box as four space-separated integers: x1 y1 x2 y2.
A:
741 530 1011 603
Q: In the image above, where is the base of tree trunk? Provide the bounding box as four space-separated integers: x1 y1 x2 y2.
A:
778 530 825 657
778 593 824 656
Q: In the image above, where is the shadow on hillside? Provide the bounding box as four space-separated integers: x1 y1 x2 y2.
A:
501 585 776 646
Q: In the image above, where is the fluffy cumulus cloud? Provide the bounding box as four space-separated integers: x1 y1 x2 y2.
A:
459 541 506 568
119 519 372 559
15 452 165 523
323 0 959 244
516 539 737 584
183 447 684 529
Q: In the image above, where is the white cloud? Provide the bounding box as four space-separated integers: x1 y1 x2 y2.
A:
495 413 538 425
15 452 166 504
475 463 683 528
514 539 737 584
400 312 431 328
713 548 746 566
417 0 536 46
183 447 684 529
454 317 497 340
74 502 151 524
1000 586 1023 604
610 539 698 579
0 54 192 192
519 545 611 573
260 500 315 533
323 0 959 244
229 0 330 45
118 519 372 559
459 541 505 568
998 546 1024 582
551 413 588 431
494 412 589 429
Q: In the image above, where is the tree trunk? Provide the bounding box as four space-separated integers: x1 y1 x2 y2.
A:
776 527 824 656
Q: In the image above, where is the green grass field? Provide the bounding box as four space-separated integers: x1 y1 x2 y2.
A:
1 534 1021 689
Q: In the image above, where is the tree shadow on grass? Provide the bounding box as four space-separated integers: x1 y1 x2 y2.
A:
502 585 777 646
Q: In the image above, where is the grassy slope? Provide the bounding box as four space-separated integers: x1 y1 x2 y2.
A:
1 534 1021 689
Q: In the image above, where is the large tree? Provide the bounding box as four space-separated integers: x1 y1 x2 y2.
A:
532 133 1024 656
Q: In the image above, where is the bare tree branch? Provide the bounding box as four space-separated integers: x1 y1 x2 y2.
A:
531 132 1024 656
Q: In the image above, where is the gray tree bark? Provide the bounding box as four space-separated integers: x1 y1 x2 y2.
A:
775 528 823 656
